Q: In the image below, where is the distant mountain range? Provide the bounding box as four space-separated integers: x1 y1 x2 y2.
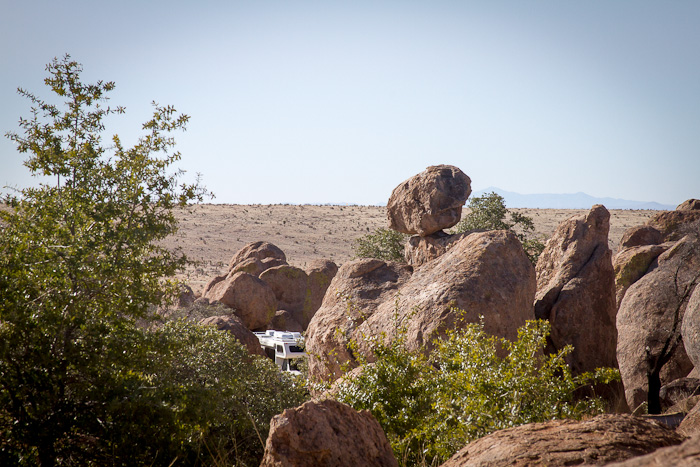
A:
470 187 675 210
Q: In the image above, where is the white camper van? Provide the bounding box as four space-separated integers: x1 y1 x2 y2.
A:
254 330 305 375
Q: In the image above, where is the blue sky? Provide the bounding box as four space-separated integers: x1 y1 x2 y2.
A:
2 1 699 206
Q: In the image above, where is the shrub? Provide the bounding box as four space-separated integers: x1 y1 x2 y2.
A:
334 315 618 466
352 227 408 262
454 192 545 263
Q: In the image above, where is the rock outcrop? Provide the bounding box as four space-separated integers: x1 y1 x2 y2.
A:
404 231 469 267
227 241 287 273
617 233 700 411
387 165 471 236
442 414 685 467
305 259 413 382
259 265 310 326
607 434 700 466
199 314 265 356
306 230 536 383
533 205 618 375
204 272 277 330
260 399 397 467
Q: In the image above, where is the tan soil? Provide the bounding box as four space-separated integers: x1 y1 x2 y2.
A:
164 204 656 294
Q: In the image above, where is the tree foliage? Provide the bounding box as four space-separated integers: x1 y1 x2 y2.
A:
454 191 545 263
0 55 306 466
352 227 408 262
334 315 618 466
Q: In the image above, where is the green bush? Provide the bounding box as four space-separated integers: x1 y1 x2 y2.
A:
454 192 545 263
334 315 618 466
352 227 408 262
0 55 308 466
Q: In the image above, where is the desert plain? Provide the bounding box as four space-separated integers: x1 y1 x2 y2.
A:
164 204 657 293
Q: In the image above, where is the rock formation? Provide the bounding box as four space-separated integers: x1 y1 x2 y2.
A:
606 434 700 466
204 271 277 330
441 414 685 467
533 205 619 375
403 231 469 267
682 284 700 373
306 230 535 383
305 259 413 382
387 165 471 236
616 201 700 412
199 314 265 356
260 399 397 467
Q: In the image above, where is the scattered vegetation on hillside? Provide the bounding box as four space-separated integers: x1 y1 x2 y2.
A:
334 313 618 466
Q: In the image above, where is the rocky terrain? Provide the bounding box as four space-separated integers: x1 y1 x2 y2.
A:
165 203 655 293
165 165 700 466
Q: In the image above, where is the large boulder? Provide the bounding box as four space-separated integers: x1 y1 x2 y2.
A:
227 241 287 276
259 265 310 326
199 314 265 356
442 414 685 467
404 231 469 267
203 272 277 330
304 260 339 324
387 165 471 236
613 244 669 308
260 399 397 467
682 283 700 372
617 235 700 411
362 230 535 353
306 230 536 383
305 259 413 382
607 435 700 466
534 205 619 375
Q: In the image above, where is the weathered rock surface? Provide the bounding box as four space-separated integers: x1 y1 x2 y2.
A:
647 209 700 243
617 235 700 411
260 399 397 467
305 259 413 382
404 231 469 267
659 377 700 412
204 272 277 330
442 414 685 467
307 230 536 383
304 260 339 326
678 199 700 211
227 241 287 276
619 225 663 250
270 309 304 333
199 314 265 356
613 244 669 308
259 265 310 325
607 434 700 466
364 230 535 352
534 205 618 374
387 165 471 236
683 285 700 372
678 400 700 438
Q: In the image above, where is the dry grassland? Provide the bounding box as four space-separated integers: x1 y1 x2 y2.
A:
164 204 656 293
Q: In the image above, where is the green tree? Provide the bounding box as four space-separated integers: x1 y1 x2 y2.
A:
334 316 617 466
454 191 545 263
352 227 408 262
0 55 307 465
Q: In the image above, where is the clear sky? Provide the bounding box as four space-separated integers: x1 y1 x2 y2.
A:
2 1 699 206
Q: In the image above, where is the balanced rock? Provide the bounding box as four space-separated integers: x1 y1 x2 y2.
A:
305 259 412 382
404 231 469 267
617 235 700 411
199 314 265 356
260 399 398 467
387 165 471 236
204 272 277 330
442 414 685 467
534 205 618 375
